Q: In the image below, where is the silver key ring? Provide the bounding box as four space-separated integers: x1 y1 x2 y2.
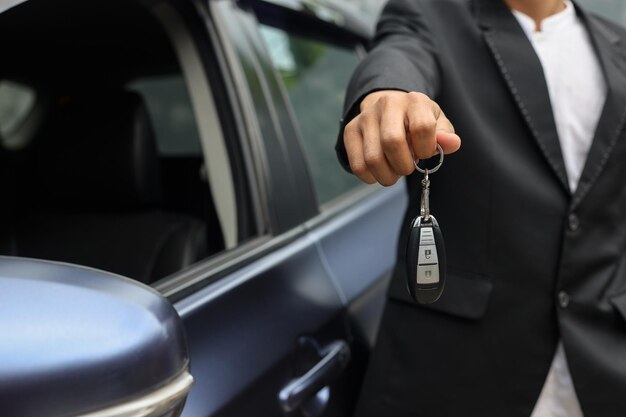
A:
413 143 444 174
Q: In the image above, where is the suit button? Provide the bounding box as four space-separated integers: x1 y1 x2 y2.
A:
568 213 580 232
558 291 570 308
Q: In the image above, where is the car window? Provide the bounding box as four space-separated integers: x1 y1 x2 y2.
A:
259 24 364 207
128 75 203 156
0 0 255 287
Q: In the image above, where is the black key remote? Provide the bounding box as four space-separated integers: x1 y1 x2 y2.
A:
406 214 446 304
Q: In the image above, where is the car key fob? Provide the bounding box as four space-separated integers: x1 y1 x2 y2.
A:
406 214 446 304
406 144 447 304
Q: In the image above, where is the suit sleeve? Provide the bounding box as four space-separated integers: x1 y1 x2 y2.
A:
335 0 442 172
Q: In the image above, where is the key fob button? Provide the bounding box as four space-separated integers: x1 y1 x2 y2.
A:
417 265 439 284
419 227 435 245
417 239 439 268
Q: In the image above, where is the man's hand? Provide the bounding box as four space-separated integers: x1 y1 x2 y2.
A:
343 90 461 186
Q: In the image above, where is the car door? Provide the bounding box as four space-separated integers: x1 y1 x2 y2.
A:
0 0 405 415
153 1 407 417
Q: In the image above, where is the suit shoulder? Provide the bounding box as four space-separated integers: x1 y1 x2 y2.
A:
582 9 626 43
593 14 626 34
386 0 470 11
420 0 471 8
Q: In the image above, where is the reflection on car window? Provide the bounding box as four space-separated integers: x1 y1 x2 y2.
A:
260 25 363 207
0 80 37 149
128 75 203 156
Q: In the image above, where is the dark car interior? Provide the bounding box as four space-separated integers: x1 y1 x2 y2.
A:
0 0 226 283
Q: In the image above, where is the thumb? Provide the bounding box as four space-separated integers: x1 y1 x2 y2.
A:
434 111 461 154
436 131 461 155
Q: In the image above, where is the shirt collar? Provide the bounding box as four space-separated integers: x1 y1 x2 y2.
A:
512 1 575 37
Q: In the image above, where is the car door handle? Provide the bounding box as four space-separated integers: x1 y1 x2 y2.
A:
278 340 351 413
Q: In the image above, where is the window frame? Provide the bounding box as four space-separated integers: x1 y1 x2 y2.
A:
154 0 321 298
209 0 320 229
256 23 368 208
136 0 278 296
151 2 242 250
155 0 374 298
246 1 378 211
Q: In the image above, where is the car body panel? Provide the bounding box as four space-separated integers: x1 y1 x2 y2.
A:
176 230 344 416
310 186 406 303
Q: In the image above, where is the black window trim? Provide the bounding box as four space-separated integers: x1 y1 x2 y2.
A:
249 1 373 212
155 0 381 300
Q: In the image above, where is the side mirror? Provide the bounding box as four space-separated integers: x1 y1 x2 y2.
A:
0 256 193 417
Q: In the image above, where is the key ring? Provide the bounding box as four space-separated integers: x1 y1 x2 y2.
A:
413 143 444 174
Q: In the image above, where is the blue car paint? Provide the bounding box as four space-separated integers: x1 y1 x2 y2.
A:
175 183 406 417
311 183 407 303
0 257 189 417
176 231 343 416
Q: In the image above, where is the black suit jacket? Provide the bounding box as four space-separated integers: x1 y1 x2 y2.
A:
336 1 626 416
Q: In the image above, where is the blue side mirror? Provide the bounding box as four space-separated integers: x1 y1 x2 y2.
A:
0 256 193 417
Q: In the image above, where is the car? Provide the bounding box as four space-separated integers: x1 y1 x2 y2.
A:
0 0 407 416
6 1 621 416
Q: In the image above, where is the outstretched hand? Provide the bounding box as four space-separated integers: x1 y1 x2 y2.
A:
343 90 461 186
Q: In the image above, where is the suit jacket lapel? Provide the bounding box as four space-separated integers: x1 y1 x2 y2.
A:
474 0 570 194
571 6 626 210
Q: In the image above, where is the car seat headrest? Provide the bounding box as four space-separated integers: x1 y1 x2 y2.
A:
29 91 162 210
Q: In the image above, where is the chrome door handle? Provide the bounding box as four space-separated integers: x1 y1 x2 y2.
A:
278 340 351 414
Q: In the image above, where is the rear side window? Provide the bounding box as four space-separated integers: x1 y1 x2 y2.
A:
260 25 363 207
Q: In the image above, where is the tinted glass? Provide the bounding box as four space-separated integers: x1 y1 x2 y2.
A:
260 25 363 206
128 75 203 156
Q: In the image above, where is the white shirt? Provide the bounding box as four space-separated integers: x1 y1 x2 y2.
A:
512 2 607 416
